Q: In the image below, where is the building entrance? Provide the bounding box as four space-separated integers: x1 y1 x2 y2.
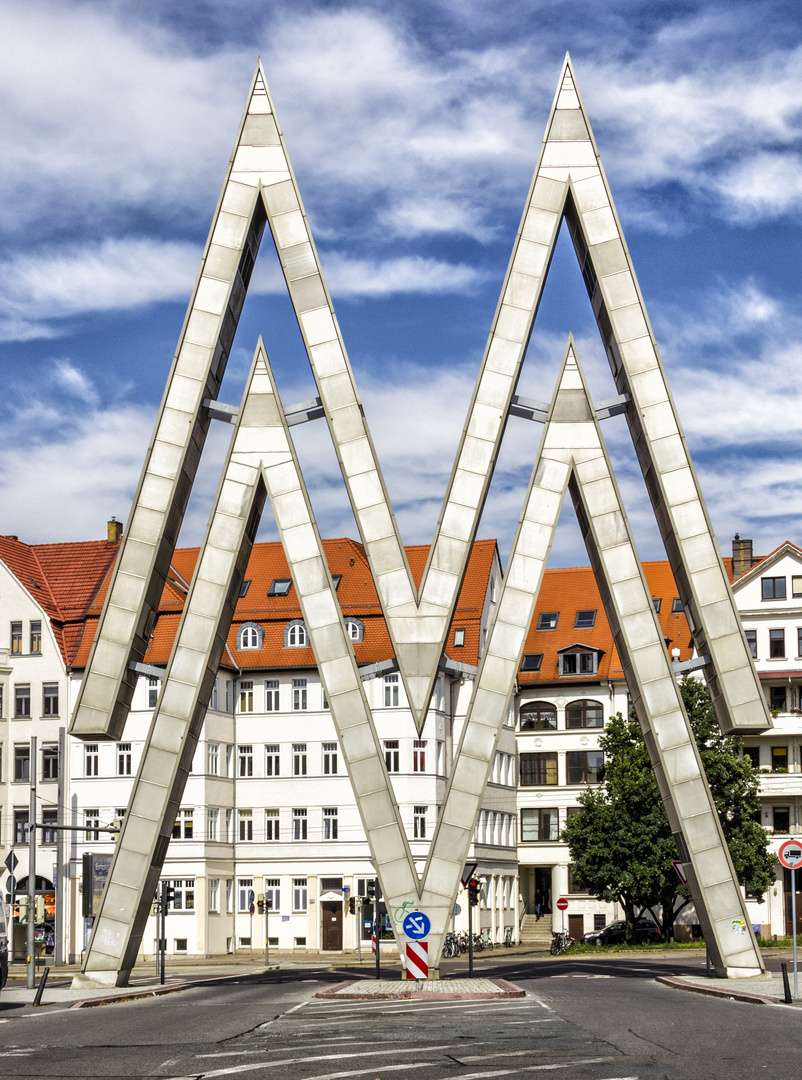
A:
321 901 343 950
534 868 552 917
784 869 802 937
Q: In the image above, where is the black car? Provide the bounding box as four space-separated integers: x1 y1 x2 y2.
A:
582 917 660 945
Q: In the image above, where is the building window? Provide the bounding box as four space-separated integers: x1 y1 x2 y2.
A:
268 578 292 597
43 684 59 716
773 807 790 833
453 628 465 647
207 743 219 775
566 699 604 729
225 809 233 842
285 621 307 647
117 743 132 776
322 684 329 710
652 598 662 613
265 679 280 711
239 681 254 712
384 740 400 772
770 686 787 711
265 744 280 777
148 677 159 708
265 878 280 914
239 579 251 598
265 809 280 841
743 747 760 769
167 880 195 911
322 743 338 775
793 576 802 598
293 878 308 912
520 752 558 786
238 809 253 842
745 629 757 659
345 619 364 641
521 807 559 842
85 744 99 777
85 809 99 841
762 577 786 600
323 807 338 840
413 740 426 773
15 809 29 844
769 629 786 658
771 746 788 771
293 809 308 841
10 622 22 654
574 610 596 628
537 612 559 630
521 654 543 672
41 808 58 846
207 808 219 841
292 678 308 711
14 744 30 782
30 620 42 653
567 750 604 784
172 809 194 839
0 684 3 718
384 674 399 707
798 628 802 658
559 650 599 676
413 805 427 839
226 879 233 913
238 879 254 912
238 744 253 777
293 744 307 776
42 744 58 781
520 702 557 731
15 684 30 718
239 625 261 651
208 879 220 912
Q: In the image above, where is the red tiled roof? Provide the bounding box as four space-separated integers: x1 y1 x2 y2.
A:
517 560 696 686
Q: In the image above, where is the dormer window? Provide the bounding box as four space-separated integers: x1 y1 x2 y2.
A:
574 610 596 629
537 612 559 631
237 623 263 651
345 619 364 642
269 579 292 597
285 620 307 647
558 645 601 677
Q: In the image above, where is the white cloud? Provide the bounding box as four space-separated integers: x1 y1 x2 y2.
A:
51 360 99 406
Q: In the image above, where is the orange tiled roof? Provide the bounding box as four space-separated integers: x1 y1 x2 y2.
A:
0 534 121 666
517 560 696 686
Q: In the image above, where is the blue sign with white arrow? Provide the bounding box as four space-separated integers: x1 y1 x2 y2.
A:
402 911 431 939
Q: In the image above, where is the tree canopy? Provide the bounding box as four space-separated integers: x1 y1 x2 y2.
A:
561 677 775 941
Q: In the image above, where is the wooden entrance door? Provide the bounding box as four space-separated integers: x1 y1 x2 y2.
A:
568 914 584 941
322 901 343 950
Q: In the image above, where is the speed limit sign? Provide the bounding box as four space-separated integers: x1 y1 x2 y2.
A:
778 840 802 870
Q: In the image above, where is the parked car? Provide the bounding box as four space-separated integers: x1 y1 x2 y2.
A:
582 918 661 946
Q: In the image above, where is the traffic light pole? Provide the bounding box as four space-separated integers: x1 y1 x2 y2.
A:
54 727 65 967
467 895 473 978
27 735 37 990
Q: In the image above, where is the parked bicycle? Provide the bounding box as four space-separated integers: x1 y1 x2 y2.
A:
479 930 494 951
441 932 461 958
504 928 514 947
550 929 574 955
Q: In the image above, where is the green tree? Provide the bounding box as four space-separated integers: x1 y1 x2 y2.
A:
561 678 775 943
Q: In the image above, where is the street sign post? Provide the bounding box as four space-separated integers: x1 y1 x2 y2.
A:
402 911 431 940
779 840 802 998
556 896 569 933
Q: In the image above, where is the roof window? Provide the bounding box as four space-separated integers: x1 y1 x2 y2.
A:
521 654 543 672
239 579 251 598
537 612 559 631
269 579 292 597
332 574 342 590
652 598 662 613
671 597 682 613
453 628 465 647
574 610 596 629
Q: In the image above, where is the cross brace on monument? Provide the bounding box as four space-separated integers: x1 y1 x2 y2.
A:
70 56 770 987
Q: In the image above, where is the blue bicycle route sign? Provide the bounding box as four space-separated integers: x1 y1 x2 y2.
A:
402 911 431 939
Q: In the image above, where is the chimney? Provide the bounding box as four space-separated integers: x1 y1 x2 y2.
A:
732 534 753 577
107 517 123 543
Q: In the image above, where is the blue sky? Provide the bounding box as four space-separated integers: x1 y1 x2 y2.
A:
1 0 801 569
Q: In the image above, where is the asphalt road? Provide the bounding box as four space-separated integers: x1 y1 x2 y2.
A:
0 955 800 1080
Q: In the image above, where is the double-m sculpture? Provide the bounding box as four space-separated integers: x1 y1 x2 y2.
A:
70 57 771 985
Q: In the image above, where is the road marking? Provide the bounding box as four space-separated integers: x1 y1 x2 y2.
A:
505 1019 564 1025
284 1000 307 1016
441 1058 616 1079
168 1042 473 1079
196 1051 265 1059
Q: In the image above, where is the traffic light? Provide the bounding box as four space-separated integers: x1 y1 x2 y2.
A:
257 895 265 914
366 879 375 901
161 881 176 910
468 878 480 907
348 896 356 915
17 896 28 924
112 817 124 845
35 895 46 921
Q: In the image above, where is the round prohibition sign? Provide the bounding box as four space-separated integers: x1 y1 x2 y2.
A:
402 911 431 940
778 839 802 870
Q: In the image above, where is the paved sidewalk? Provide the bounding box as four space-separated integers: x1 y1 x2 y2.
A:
657 972 801 1006
315 977 525 1000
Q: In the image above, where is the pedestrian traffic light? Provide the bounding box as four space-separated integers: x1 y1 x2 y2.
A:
35 895 46 921
17 896 28 923
348 896 355 915
468 878 480 906
161 881 176 909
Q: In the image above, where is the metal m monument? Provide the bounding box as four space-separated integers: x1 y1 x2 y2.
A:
71 56 771 986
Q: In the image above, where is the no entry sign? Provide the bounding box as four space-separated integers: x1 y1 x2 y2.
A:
778 840 802 870
556 897 569 911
